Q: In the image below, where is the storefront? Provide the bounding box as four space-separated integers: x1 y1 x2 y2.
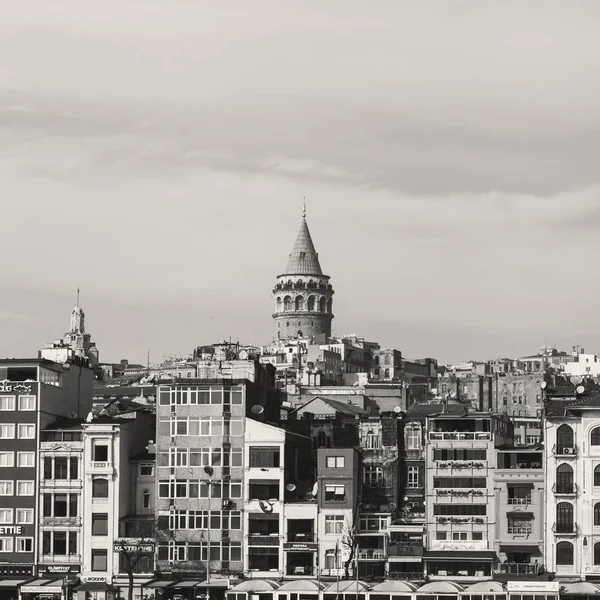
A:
0 580 30 600
20 579 65 600
74 581 118 600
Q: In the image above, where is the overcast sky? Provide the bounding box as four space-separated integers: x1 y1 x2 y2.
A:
2 0 600 365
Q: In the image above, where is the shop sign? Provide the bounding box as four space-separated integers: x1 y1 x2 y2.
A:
23 587 58 594
38 565 80 574
113 542 155 553
507 582 560 593
283 542 318 551
0 526 23 535
0 380 34 394
85 577 107 583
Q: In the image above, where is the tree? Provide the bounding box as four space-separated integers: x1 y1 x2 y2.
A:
340 515 358 579
115 520 156 600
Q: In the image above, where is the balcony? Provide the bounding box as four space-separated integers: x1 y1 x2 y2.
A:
286 533 315 543
87 461 114 474
40 516 82 526
248 534 281 546
507 526 533 535
553 445 578 457
435 460 487 470
429 432 491 441
552 522 578 535
508 497 531 506
286 565 314 576
495 563 542 576
39 554 81 564
388 571 425 582
435 489 486 498
357 549 386 560
552 483 578 496
40 479 83 489
388 544 423 558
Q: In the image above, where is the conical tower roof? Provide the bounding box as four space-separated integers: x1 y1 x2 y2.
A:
283 217 324 276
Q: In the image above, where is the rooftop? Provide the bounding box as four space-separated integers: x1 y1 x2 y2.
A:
281 217 324 277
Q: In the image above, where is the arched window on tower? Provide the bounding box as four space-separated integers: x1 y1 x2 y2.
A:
307 295 316 311
276 297 282 312
283 296 292 311
295 296 305 311
375 356 380 366
327 298 332 313
319 297 327 313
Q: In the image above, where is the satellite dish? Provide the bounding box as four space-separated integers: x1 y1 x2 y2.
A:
286 483 297 492
203 466 214 477
68 412 77 419
311 482 318 496
251 405 264 415
572 376 583 385
541 381 547 389
239 350 249 360
389 502 397 511
393 406 402 414
403 496 409 502
259 500 274 513
576 385 586 395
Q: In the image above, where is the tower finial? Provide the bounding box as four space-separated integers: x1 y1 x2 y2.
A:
77 287 80 306
302 197 306 219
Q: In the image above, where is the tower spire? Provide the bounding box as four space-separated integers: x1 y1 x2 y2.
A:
76 287 80 307
302 197 306 219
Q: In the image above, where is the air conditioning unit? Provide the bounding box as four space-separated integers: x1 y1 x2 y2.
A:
563 448 574 454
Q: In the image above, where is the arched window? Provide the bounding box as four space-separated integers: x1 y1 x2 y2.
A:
307 295 316 311
375 356 380 366
384 355 391 365
594 503 600 526
595 543 600 565
276 297 282 312
295 295 304 311
592 427 600 446
92 478 109 499
556 541 574 565
384 368 390 378
594 465 600 487
319 297 327 313
317 431 327 448
556 464 574 494
142 489 151 510
557 424 574 453
374 368 380 377
283 296 292 311
556 502 574 533
406 425 421 450
327 298 332 313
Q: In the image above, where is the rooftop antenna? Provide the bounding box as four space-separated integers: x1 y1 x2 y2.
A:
302 197 306 219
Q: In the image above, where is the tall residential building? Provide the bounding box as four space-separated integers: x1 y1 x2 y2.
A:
272 209 334 342
424 411 513 581
0 359 94 581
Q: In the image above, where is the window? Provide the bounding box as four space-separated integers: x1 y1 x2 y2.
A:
556 541 574 565
595 543 600 566
436 531 447 540
326 456 345 468
42 531 76 556
433 448 487 461
249 447 280 468
0 538 13 552
325 515 344 534
556 463 574 493
325 485 346 502
140 464 154 476
0 452 14 467
0 396 15 411
406 425 421 450
556 502 574 534
434 477 487 488
472 531 483 541
363 466 385 486
0 481 13 496
16 538 33 553
595 503 600 527
142 489 151 509
17 452 34 467
433 504 486 516
92 478 109 498
0 509 12 524
16 481 34 496
92 549 108 571
93 443 108 462
17 424 35 439
592 428 600 446
508 515 533 534
407 466 420 488
556 424 574 453
18 396 35 411
42 494 78 517
54 457 69 479
0 424 15 439
16 509 33 524
92 513 108 535
452 532 468 541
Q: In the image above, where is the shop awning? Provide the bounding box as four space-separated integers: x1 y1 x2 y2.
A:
21 579 63 594
0 580 30 588
171 581 203 589
424 551 496 561
144 581 176 589
197 580 231 588
74 582 118 592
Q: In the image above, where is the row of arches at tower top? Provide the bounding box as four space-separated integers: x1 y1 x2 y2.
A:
276 295 332 313
274 279 332 291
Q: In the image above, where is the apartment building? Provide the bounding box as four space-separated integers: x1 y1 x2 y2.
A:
0 357 93 598
424 411 513 581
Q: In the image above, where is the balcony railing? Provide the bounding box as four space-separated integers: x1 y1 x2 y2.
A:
429 432 491 441
388 544 423 557
552 483 578 495
552 522 578 534
287 533 314 542
435 460 487 470
507 526 533 535
248 534 281 546
387 571 425 582
495 563 542 575
39 554 81 564
286 565 314 576
357 549 386 560
40 516 82 526
508 497 531 505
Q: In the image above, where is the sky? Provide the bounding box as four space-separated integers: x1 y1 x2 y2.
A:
1 0 600 365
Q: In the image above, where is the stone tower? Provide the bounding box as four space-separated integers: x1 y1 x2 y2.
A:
272 209 334 341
